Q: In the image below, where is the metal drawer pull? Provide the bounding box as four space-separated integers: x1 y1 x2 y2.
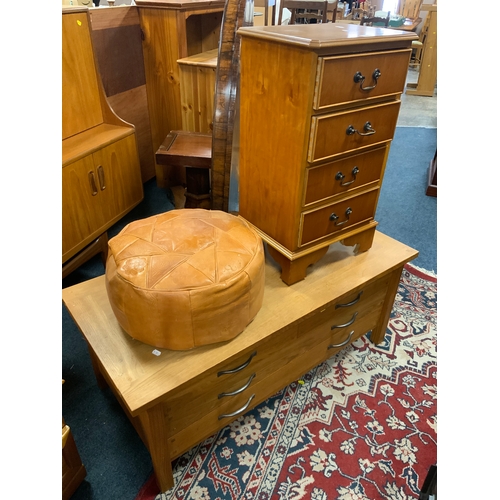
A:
329 207 352 226
88 171 98 196
328 330 354 349
217 351 257 377
346 122 376 137
218 373 255 399
335 291 363 309
97 165 106 190
331 312 358 330
218 394 255 420
353 68 381 91
336 166 359 187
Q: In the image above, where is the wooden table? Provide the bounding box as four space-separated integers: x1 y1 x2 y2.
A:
62 230 417 492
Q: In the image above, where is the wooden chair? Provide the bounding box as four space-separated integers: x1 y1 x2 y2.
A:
155 0 250 211
359 11 390 26
278 0 329 24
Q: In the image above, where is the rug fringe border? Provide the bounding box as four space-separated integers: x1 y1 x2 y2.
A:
404 262 437 282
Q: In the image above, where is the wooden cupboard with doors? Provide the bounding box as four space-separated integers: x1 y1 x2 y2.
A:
135 0 225 188
238 23 418 284
62 7 143 272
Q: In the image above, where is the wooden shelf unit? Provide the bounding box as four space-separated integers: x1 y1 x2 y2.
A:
135 0 225 187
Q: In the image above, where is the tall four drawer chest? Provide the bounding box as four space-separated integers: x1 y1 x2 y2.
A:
238 23 418 284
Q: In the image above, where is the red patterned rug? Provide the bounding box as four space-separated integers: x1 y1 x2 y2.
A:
136 263 437 500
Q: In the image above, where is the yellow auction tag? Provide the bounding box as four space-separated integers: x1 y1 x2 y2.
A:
77 20 82 26
298 379 304 385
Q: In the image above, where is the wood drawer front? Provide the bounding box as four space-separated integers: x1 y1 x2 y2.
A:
314 49 411 111
304 145 388 206
167 278 390 459
300 189 379 246
309 101 400 163
298 274 389 338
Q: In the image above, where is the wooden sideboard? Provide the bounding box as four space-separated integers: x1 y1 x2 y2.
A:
62 7 143 267
62 230 418 492
135 0 225 187
237 23 418 284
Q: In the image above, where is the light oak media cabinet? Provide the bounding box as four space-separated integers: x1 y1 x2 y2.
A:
62 231 418 492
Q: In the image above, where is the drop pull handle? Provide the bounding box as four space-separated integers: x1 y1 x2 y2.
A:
329 207 352 226
353 68 381 91
346 122 376 136
335 166 360 187
217 351 257 377
218 394 255 420
328 330 354 349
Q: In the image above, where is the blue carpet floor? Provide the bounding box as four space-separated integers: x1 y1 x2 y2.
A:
62 126 437 499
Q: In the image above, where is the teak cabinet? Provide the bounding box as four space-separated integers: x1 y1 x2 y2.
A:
238 23 418 284
62 7 143 265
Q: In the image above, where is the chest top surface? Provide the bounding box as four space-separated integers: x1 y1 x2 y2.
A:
62 231 417 414
238 23 418 52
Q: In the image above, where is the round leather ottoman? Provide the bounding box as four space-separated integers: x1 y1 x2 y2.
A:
105 209 265 350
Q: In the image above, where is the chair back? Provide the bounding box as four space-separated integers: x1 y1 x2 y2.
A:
278 0 329 25
360 11 390 26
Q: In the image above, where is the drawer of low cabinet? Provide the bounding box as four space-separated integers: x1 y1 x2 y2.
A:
165 325 304 435
309 100 400 163
298 275 389 339
304 145 388 206
313 49 412 111
300 189 379 246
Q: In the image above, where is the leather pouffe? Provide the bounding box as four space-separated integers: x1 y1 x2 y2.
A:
105 209 265 350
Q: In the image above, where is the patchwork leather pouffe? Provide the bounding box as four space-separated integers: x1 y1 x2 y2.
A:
105 209 265 350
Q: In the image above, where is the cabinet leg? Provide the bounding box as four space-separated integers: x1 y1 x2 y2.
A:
138 405 174 493
268 245 329 285
341 226 376 255
370 266 403 344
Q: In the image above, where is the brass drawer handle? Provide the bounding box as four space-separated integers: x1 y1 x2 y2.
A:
329 207 352 226
331 311 358 330
217 351 257 377
328 330 354 349
346 122 376 137
335 166 359 187
218 394 255 420
353 68 381 92
97 165 106 190
218 373 255 399
88 171 98 196
335 291 363 309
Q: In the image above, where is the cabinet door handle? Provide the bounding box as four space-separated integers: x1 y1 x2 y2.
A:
218 394 255 420
88 171 98 196
97 165 106 190
218 373 255 399
335 291 363 309
331 312 358 330
346 122 376 136
353 68 381 91
328 330 354 349
329 207 352 226
217 351 257 377
335 166 359 187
